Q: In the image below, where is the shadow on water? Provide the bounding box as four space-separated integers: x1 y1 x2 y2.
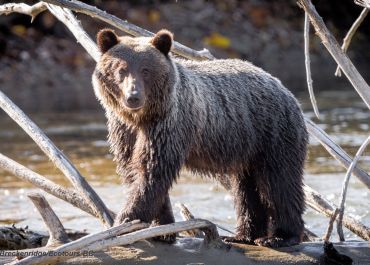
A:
0 90 369 239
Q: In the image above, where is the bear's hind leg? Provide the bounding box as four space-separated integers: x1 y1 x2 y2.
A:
254 167 305 248
224 173 269 244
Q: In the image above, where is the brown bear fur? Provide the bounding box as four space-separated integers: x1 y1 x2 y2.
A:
92 29 308 248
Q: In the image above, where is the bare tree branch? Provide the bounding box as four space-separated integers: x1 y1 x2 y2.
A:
304 184 370 241
336 136 370 241
12 219 223 265
45 3 100 62
41 0 215 61
27 193 70 247
11 220 148 265
0 2 46 22
305 118 370 189
0 89 113 228
299 0 370 110
323 208 339 242
335 8 369 76
304 13 320 119
0 153 105 219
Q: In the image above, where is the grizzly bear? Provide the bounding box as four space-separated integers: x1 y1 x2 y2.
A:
92 29 308 248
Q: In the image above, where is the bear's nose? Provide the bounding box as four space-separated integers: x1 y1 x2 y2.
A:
127 95 140 105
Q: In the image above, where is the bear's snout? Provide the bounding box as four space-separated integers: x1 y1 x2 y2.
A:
124 90 145 110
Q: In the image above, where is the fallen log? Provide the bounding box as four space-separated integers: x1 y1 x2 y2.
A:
1 240 368 265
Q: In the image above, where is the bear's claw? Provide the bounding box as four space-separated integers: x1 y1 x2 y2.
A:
220 236 254 245
254 236 300 248
152 233 177 244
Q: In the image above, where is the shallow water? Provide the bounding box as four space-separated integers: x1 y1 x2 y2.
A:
0 90 369 241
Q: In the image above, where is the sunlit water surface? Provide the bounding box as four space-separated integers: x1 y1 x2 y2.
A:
0 91 369 241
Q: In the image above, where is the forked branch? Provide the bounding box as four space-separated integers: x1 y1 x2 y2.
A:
0 89 113 227
41 0 214 60
336 136 370 241
299 0 370 109
335 8 369 77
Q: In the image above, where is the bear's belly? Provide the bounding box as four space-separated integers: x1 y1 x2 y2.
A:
184 149 244 175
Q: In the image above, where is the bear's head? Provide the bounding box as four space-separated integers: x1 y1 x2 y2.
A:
92 29 178 123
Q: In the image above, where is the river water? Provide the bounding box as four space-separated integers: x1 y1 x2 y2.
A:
0 90 369 241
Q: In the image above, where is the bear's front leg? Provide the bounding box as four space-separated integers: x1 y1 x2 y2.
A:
152 193 176 243
114 176 172 225
114 126 185 229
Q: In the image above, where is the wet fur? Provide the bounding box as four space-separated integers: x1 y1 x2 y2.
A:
92 31 308 247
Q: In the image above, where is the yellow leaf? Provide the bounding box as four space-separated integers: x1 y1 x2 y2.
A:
203 32 231 49
148 10 160 24
11 25 27 37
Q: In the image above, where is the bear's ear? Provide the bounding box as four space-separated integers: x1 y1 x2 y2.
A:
150 29 173 56
97 29 119 53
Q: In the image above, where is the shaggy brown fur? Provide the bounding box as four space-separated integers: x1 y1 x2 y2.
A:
92 29 308 248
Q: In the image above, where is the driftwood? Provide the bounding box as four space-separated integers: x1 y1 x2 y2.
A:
335 7 369 77
0 153 98 218
323 208 340 242
27 193 70 247
303 13 320 119
0 89 113 228
0 2 46 22
298 0 370 110
177 203 204 237
42 0 215 61
336 136 370 241
45 3 101 62
2 240 369 265
305 118 370 189
10 219 224 265
304 185 370 241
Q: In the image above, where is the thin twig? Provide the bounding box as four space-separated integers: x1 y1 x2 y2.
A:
177 203 235 235
304 184 370 241
0 89 113 228
304 13 320 119
323 208 340 242
336 136 370 241
41 0 215 60
305 118 370 189
335 8 369 77
27 193 69 247
177 203 203 237
0 2 46 22
0 153 103 219
298 0 370 109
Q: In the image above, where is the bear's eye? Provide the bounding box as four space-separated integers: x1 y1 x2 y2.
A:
141 68 150 78
118 68 127 76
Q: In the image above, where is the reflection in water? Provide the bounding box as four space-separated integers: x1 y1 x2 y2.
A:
0 91 369 239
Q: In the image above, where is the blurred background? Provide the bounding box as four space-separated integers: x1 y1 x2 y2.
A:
0 0 369 239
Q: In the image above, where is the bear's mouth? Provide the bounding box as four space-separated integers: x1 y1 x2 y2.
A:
122 100 145 112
